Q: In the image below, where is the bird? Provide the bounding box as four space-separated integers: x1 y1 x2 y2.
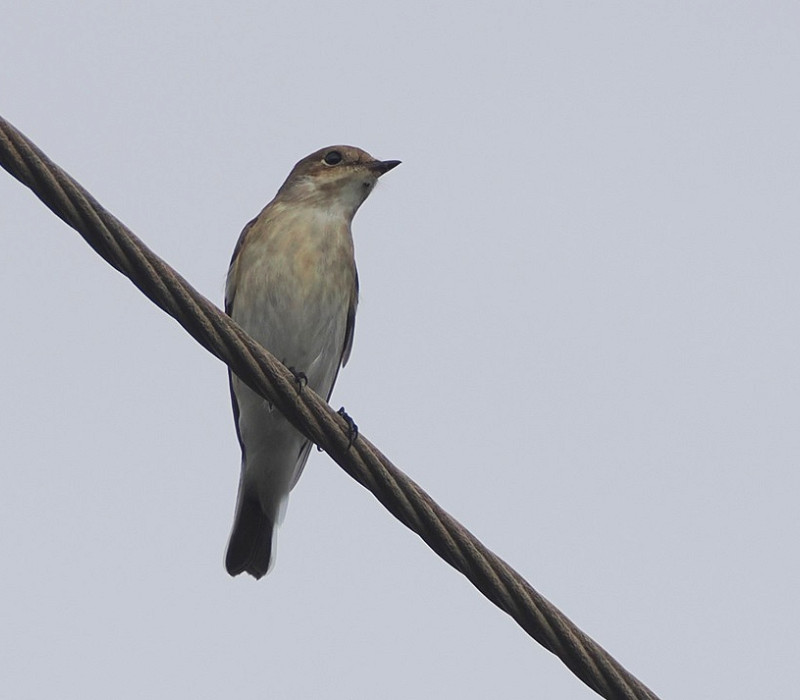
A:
224 145 400 579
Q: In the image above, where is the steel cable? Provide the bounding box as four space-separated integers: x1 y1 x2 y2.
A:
0 115 661 700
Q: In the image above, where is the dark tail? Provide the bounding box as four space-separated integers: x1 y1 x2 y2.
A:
225 497 274 579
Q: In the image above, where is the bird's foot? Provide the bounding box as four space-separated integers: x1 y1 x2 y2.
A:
337 407 358 448
287 366 308 392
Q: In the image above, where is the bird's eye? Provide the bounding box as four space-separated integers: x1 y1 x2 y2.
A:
323 151 343 165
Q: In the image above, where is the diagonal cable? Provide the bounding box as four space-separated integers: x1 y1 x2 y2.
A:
0 115 661 700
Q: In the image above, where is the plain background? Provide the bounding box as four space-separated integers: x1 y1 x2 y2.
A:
2 3 799 698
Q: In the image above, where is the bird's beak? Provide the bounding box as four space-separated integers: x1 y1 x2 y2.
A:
371 159 401 176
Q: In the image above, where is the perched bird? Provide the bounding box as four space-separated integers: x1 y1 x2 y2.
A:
224 145 400 579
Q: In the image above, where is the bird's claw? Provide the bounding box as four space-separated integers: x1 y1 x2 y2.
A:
337 407 358 448
287 366 308 392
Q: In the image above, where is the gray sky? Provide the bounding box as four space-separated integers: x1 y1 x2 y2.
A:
2 3 799 698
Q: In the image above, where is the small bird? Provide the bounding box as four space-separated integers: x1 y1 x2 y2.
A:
224 145 400 579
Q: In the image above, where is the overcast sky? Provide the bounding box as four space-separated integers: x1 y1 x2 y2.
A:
2 3 799 698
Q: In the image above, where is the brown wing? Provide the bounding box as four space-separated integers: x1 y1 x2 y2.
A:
225 215 260 456
324 269 358 402
340 269 359 367
225 215 258 315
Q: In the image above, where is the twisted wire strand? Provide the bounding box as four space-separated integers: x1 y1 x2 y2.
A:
0 115 661 700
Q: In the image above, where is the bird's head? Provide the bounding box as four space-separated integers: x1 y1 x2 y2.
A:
277 145 400 218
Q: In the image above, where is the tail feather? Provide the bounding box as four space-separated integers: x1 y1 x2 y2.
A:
225 497 274 579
